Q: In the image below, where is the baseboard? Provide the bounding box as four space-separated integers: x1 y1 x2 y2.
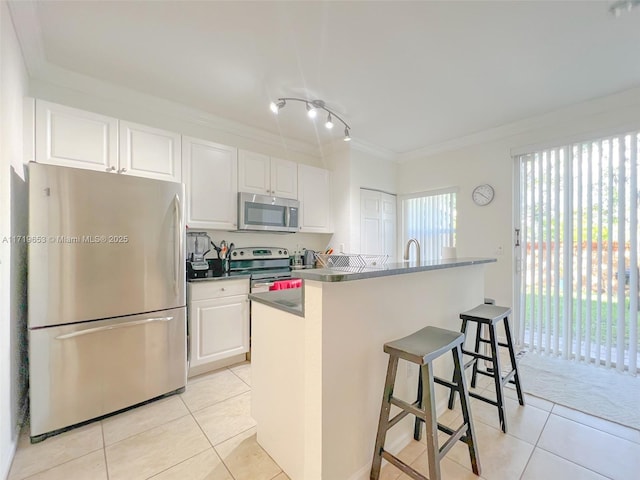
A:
1 396 28 480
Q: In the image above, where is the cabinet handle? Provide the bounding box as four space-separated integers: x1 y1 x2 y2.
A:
106 166 116 172
118 167 127 173
221 287 226 292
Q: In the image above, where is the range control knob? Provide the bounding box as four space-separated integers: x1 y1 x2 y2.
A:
283 249 288 256
278 250 283 255
240 251 245 256
232 251 237 256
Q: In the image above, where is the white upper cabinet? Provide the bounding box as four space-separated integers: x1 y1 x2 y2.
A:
119 121 181 182
35 100 181 182
238 149 297 199
270 157 298 199
182 136 238 230
35 100 118 172
298 164 333 233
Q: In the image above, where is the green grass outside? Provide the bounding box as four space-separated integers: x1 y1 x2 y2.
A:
522 292 640 349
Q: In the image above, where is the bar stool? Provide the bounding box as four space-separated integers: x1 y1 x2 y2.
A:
370 326 481 480
447 304 525 433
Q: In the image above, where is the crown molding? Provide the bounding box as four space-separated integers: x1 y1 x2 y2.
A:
349 138 398 162
397 85 640 163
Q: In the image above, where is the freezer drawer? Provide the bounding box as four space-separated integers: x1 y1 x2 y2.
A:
29 307 187 439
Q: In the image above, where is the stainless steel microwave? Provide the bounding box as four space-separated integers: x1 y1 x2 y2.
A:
238 192 300 233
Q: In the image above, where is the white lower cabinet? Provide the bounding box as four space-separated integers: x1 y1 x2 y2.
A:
187 279 249 376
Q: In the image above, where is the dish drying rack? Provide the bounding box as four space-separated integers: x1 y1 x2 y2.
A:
314 253 389 268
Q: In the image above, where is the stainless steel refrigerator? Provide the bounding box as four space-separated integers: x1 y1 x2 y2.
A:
28 163 186 441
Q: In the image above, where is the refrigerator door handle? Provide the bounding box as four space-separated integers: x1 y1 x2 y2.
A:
174 193 182 296
55 316 174 340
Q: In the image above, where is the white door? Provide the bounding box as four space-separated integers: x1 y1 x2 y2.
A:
238 150 270 195
360 189 397 261
183 137 238 230
119 121 181 182
35 100 118 172
270 157 298 199
298 164 332 233
189 296 249 367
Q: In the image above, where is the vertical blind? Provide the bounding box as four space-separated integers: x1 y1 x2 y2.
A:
400 189 456 261
517 132 639 374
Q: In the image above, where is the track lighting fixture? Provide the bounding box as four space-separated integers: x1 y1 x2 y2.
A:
269 97 351 141
609 0 640 15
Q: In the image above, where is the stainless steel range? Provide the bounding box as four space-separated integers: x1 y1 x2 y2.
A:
228 247 299 292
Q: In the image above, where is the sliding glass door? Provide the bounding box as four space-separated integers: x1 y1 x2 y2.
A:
516 132 639 374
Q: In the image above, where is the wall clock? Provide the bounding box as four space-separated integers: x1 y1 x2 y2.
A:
472 184 494 206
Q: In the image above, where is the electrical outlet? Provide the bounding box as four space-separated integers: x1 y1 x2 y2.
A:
339 243 345 253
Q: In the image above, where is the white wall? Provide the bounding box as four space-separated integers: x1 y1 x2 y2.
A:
397 87 640 308
1 1 29 477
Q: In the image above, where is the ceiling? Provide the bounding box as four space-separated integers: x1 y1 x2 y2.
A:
8 1 640 155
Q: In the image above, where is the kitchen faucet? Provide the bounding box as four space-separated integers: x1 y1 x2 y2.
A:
404 238 421 264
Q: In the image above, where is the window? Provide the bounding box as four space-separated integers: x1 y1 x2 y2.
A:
400 188 457 261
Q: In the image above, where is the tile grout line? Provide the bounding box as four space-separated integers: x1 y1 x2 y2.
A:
190 406 237 480
517 403 554 480
533 444 616 480
183 388 252 415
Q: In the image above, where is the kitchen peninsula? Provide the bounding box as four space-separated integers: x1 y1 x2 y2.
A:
250 258 496 480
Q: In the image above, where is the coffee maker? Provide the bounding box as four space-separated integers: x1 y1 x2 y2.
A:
186 231 213 279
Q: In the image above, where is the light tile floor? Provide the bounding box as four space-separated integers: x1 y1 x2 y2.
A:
8 361 640 480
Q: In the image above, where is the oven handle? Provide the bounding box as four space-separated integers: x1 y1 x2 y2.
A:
252 282 276 289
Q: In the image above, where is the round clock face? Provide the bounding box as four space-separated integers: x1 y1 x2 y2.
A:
472 184 494 206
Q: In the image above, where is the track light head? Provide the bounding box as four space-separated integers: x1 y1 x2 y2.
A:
306 103 317 119
343 127 351 142
270 99 286 114
325 113 334 130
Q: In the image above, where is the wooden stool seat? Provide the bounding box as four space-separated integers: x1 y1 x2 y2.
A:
370 326 481 480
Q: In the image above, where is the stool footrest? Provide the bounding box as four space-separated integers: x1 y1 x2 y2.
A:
439 423 469 458
390 396 423 420
469 391 499 407
433 376 457 390
381 450 429 480
387 399 420 430
501 369 516 385
462 349 493 362
475 369 495 378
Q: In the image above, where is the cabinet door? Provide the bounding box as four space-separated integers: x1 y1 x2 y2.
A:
238 150 270 195
271 157 298 199
183 137 238 230
298 164 333 233
35 100 117 172
119 121 181 182
189 295 249 367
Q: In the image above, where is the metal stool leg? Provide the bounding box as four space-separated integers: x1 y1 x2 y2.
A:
503 316 525 406
370 355 399 479
488 323 507 433
452 345 481 476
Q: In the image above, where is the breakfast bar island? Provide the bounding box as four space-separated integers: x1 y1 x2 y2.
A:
249 258 496 480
